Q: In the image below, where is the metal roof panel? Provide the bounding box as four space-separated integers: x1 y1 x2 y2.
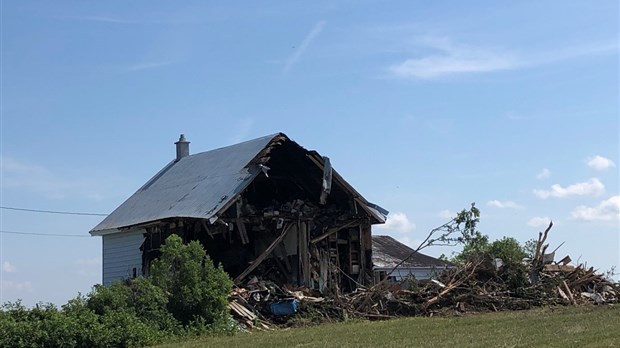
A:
90 134 278 233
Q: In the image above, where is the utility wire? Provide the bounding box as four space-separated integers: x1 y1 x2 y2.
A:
0 206 108 216
0 230 91 238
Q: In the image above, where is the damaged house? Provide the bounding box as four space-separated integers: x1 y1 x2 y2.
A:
90 133 388 293
372 235 455 283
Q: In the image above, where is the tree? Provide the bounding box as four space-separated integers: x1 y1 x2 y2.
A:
149 234 233 328
488 237 527 265
450 234 490 264
523 238 538 259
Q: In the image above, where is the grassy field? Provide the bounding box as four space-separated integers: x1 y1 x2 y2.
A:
157 305 620 348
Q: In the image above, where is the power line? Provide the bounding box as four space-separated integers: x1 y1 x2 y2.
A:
0 206 108 216
0 230 91 238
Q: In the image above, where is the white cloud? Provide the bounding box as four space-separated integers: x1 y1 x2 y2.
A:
571 196 620 221
487 200 523 209
437 209 455 219
389 38 516 79
375 212 416 233
587 155 616 171
2 261 16 273
536 168 551 180
283 20 326 74
533 178 605 199
528 216 552 228
387 37 617 80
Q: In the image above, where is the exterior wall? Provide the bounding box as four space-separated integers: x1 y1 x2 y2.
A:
102 229 145 286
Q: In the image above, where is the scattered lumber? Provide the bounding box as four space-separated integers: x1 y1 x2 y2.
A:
228 222 619 329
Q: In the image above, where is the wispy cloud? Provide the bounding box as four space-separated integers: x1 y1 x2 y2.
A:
571 196 620 221
388 37 618 79
389 37 517 79
533 178 605 199
528 216 552 228
374 212 416 233
2 261 16 273
125 61 172 72
487 200 523 209
536 168 551 180
587 155 616 171
282 21 326 74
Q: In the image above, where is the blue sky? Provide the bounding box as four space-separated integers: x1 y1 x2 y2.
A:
1 1 618 306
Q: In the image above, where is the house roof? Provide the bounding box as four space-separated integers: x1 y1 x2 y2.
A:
371 235 454 269
91 133 386 234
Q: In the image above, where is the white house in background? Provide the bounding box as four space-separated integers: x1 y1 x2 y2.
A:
372 235 455 282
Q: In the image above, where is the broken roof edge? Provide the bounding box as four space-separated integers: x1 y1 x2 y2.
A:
305 151 388 223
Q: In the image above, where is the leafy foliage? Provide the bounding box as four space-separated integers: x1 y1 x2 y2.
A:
0 299 164 348
0 234 235 347
488 237 527 266
149 234 233 328
523 238 538 259
416 203 483 252
87 277 180 333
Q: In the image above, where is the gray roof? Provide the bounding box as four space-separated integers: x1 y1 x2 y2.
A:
91 133 386 234
372 235 454 269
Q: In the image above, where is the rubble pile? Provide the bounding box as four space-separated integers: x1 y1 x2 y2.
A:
228 222 619 328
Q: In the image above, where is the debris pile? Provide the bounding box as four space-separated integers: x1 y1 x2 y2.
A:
228 222 619 327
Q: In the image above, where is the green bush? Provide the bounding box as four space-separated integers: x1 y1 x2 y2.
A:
150 234 233 329
87 278 180 333
0 299 163 348
0 234 237 347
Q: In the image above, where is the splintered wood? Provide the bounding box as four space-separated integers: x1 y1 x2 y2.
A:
228 221 619 329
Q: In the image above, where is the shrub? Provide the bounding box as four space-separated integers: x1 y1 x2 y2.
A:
0 298 164 348
0 234 235 347
149 234 233 330
87 278 180 333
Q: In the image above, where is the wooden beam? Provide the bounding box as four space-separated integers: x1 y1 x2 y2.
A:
234 223 294 284
236 219 249 244
310 221 358 244
201 220 214 238
300 221 310 286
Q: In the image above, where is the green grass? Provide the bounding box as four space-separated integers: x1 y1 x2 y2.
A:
157 305 620 348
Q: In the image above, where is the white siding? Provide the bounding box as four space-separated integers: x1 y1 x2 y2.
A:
102 229 144 286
